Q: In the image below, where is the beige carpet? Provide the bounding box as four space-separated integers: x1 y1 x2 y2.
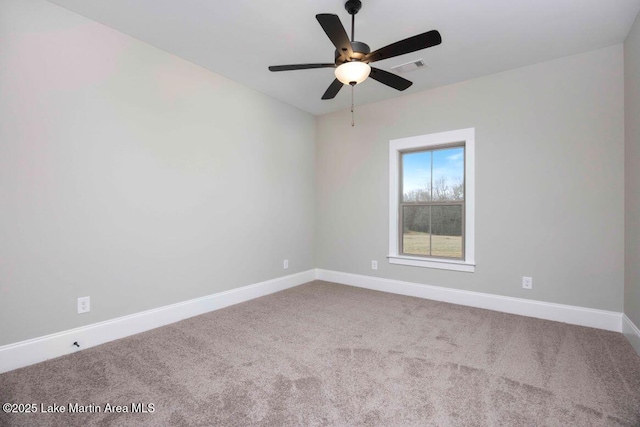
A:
1 280 639 426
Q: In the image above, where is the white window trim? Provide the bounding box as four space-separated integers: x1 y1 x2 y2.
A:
389 128 475 273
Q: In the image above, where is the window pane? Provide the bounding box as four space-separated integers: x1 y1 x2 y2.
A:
402 205 430 256
432 147 464 201
402 151 431 202
431 205 463 258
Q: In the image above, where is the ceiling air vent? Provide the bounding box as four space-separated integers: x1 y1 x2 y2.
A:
391 59 426 74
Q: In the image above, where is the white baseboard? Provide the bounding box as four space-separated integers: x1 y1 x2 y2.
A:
0 270 316 374
2 269 631 374
622 314 640 355
316 269 623 332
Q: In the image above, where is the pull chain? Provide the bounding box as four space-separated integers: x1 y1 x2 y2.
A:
351 84 355 127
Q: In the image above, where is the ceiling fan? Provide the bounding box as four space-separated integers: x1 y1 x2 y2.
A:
268 0 442 100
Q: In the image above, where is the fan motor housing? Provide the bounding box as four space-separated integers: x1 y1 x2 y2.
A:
345 0 362 15
335 41 370 65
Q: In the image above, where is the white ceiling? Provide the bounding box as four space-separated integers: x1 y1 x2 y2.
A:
47 0 640 116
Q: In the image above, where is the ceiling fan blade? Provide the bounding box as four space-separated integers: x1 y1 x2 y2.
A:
269 63 335 72
369 67 413 91
365 30 441 63
322 78 344 100
316 14 353 59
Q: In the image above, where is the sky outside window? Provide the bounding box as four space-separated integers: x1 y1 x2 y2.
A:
402 147 464 201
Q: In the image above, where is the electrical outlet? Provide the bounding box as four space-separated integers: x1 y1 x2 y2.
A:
77 296 90 314
372 260 378 270
283 259 288 269
522 277 533 290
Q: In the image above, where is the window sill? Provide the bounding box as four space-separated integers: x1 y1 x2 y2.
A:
387 255 475 272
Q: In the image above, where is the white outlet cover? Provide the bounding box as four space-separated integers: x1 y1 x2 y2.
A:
283 260 288 269
372 260 378 270
77 296 90 314
522 277 533 290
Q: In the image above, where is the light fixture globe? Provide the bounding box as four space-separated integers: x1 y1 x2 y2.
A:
335 61 371 85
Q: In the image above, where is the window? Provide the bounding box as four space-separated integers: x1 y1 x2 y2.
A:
389 128 475 272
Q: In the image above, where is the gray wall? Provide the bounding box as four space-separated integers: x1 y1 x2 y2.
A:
316 45 625 312
0 0 316 346
0 0 631 349
625 13 640 327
